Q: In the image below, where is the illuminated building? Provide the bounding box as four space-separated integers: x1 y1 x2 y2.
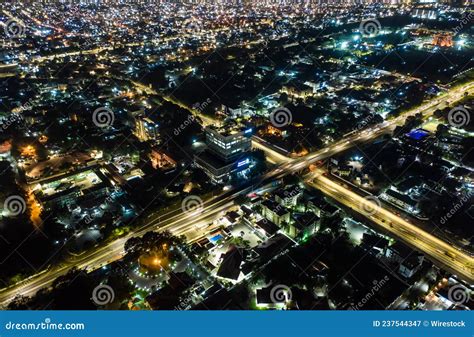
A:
432 33 454 47
32 166 109 211
134 114 159 142
149 149 177 170
280 85 314 102
195 124 252 183
205 125 252 162
261 199 291 226
380 188 418 213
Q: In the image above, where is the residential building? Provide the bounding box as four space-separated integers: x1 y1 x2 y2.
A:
381 188 418 213
195 123 252 183
261 200 291 226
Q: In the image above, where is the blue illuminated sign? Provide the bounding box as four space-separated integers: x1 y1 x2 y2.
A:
237 158 250 168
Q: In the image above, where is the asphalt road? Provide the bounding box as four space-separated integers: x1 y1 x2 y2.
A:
308 169 474 283
0 82 472 306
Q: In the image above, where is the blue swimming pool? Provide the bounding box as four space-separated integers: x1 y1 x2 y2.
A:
407 129 429 141
210 234 223 243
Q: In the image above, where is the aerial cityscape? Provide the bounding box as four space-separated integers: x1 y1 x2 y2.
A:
0 0 472 312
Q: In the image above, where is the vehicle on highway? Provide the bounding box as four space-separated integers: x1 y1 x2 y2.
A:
445 251 457 260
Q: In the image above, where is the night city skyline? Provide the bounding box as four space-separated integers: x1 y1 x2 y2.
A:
0 0 472 314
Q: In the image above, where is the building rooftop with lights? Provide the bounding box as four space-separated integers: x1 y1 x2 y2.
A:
195 123 253 183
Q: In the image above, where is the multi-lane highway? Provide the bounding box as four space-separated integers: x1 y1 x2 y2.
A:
0 195 238 305
308 169 473 283
1 81 472 306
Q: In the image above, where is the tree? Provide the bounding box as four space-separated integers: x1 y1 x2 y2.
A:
124 237 142 255
319 213 343 237
7 295 31 310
